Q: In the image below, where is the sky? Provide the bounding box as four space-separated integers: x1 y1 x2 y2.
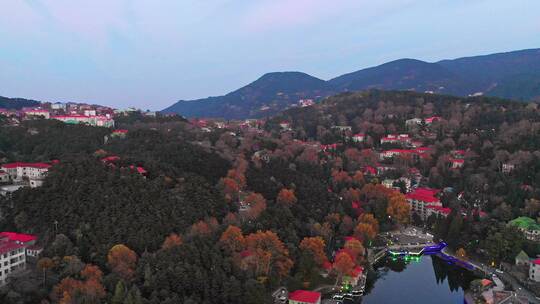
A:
1 1 539 110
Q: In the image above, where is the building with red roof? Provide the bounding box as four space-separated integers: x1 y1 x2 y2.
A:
1 162 52 187
23 108 50 119
450 158 465 169
351 133 365 143
425 205 451 219
406 187 441 220
0 232 39 286
288 290 321 304
380 134 411 145
424 116 441 124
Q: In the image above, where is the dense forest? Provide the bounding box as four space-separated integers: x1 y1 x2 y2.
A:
0 90 539 303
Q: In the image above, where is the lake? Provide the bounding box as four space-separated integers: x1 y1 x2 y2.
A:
360 255 477 304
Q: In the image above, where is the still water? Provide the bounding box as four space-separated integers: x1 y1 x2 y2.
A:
361 255 477 304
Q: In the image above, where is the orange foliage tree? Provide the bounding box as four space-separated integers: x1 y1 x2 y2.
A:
387 191 411 225
219 177 240 202
219 225 246 254
245 230 293 278
343 239 365 263
333 251 355 285
52 264 106 303
354 213 379 242
299 237 328 267
162 233 183 250
107 244 138 281
276 188 297 206
189 220 212 236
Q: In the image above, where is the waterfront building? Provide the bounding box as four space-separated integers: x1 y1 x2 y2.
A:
288 290 321 304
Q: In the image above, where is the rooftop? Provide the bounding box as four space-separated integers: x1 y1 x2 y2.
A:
288 290 321 303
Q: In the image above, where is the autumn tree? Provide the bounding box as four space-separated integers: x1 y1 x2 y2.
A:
343 239 365 263
386 191 411 225
299 237 328 267
52 264 106 304
219 225 246 254
219 177 240 202
245 230 293 279
189 220 212 237
276 188 297 206
333 251 355 285
107 244 138 281
354 213 379 243
162 233 183 250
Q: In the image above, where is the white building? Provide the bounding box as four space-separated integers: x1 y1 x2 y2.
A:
405 188 442 221
0 232 38 286
51 103 66 110
1 162 51 182
530 259 540 282
351 133 365 143
23 109 50 119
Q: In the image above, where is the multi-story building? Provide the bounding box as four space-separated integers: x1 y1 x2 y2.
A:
51 115 115 128
23 109 50 119
0 232 39 286
530 259 540 282
406 188 441 221
1 162 51 187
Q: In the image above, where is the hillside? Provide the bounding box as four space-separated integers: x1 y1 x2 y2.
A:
163 72 334 119
0 95 40 109
163 48 540 119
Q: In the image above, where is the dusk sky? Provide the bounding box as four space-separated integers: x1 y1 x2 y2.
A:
1 1 539 110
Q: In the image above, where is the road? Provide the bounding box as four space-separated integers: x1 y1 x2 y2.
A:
443 248 539 304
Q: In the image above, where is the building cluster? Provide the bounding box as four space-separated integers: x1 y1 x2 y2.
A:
0 161 56 196
0 232 42 286
0 103 116 127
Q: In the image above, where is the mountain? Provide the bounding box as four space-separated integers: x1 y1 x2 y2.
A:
163 48 540 119
0 96 41 109
163 72 334 119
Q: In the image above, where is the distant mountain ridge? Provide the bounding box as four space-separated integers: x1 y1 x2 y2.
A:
163 48 540 119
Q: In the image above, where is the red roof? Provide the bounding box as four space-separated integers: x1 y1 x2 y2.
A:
288 290 321 303
364 166 377 175
101 156 120 163
406 188 440 203
2 162 52 169
0 241 24 255
0 232 37 243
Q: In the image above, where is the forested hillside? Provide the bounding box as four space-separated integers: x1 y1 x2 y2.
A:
1 91 539 303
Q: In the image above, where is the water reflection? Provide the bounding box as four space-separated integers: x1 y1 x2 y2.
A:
357 255 478 304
